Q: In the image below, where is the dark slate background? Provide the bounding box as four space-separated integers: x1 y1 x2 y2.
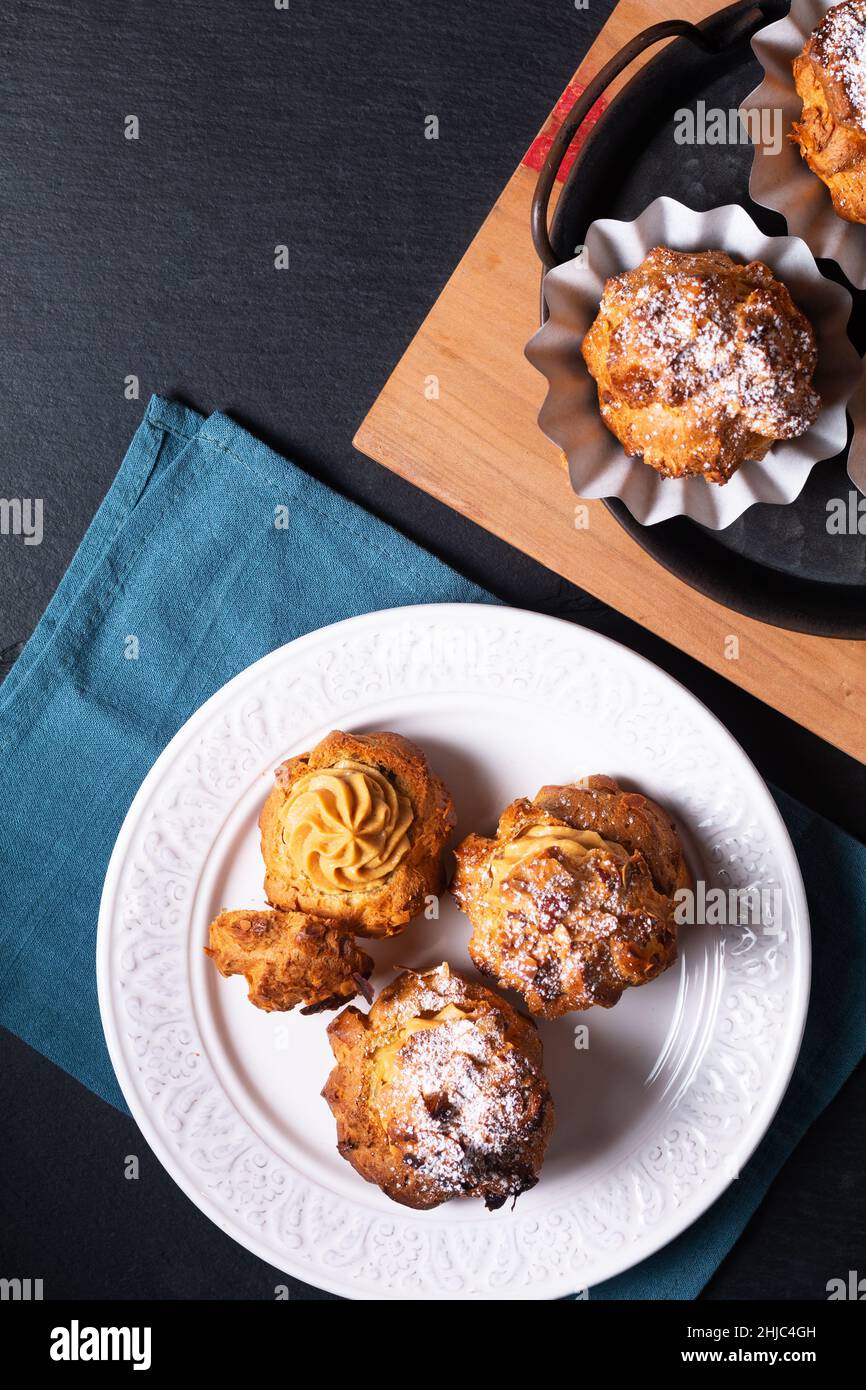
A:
1 0 864 1299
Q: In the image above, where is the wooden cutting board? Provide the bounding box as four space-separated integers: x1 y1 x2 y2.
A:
354 0 866 766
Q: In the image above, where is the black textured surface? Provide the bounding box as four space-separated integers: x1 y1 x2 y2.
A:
1 0 864 1300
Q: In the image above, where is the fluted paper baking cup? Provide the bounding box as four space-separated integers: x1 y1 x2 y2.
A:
741 0 866 289
524 197 859 530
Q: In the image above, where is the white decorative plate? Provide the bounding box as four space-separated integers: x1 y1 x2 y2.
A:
97 604 810 1300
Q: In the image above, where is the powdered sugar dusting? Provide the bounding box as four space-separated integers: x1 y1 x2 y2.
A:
453 801 680 1018
375 1007 543 1203
585 247 820 482
813 0 866 128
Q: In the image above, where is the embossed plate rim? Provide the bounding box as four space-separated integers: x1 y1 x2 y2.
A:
97 603 810 1300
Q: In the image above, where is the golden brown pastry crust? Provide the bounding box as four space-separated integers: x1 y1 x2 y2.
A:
205 908 373 1014
791 0 866 223
322 963 554 1210
451 777 691 1019
581 246 820 484
259 730 455 938
533 774 692 898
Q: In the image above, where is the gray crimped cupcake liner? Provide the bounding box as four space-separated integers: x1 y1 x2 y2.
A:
525 196 859 529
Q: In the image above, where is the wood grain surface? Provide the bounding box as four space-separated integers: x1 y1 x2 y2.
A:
355 0 866 765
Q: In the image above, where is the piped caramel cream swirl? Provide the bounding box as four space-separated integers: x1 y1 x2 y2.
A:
371 1003 477 1093
492 824 628 885
280 760 413 892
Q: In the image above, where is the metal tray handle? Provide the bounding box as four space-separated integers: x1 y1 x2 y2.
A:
530 2 777 270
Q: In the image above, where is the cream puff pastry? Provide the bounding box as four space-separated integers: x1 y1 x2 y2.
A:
452 776 691 1018
323 963 554 1210
205 908 373 1013
581 247 820 484
792 0 866 223
260 730 455 938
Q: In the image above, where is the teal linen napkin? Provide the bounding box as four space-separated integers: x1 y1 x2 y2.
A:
1 396 863 1300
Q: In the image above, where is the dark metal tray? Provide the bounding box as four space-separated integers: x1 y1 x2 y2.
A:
532 1 866 637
